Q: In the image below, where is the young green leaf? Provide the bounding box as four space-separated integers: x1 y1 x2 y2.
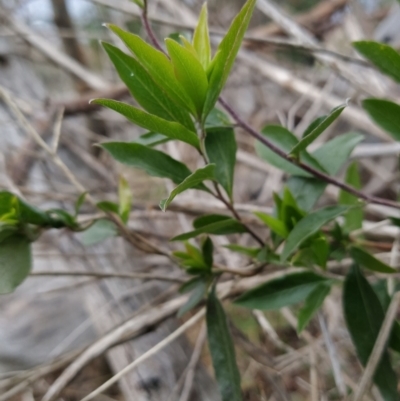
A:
81 219 117 246
339 162 363 233
281 205 349 262
134 132 170 147
101 142 192 184
235 272 328 310
165 38 209 117
350 246 396 274
203 0 257 119
255 126 325 177
290 103 347 156
160 164 215 211
205 127 237 200
254 212 288 238
118 176 132 224
362 99 400 141
312 132 364 176
92 99 200 149
0 235 31 294
107 24 197 114
193 3 211 70
172 217 246 241
353 41 400 83
343 266 398 401
298 282 331 333
207 290 243 401
102 42 194 131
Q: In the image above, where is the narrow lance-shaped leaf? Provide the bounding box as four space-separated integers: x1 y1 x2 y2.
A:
101 142 192 184
107 24 197 115
362 99 400 141
254 212 288 238
165 38 209 117
102 42 194 131
350 246 396 274
0 235 32 294
160 164 215 211
281 205 349 262
193 3 211 70
203 0 257 119
343 266 398 401
91 99 200 149
290 103 347 156
353 41 400 83
297 283 331 333
118 176 132 224
205 127 237 200
235 272 328 310
339 162 363 233
134 132 169 147
207 289 243 401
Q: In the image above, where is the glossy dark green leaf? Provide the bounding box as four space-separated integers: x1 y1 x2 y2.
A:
362 99 400 141
286 177 326 212
107 24 196 114
0 235 31 294
291 103 346 155
160 165 215 211
172 216 246 241
102 42 194 130
312 132 363 175
118 176 132 224
339 162 363 232
207 290 243 401
193 3 211 70
298 282 331 332
281 205 349 261
255 126 325 177
343 266 398 401
235 271 327 310
254 212 288 238
350 246 396 274
81 219 117 246
353 41 400 83
165 38 208 117
178 277 208 317
92 99 200 149
134 132 169 147
101 142 192 184
203 0 257 119
205 127 237 200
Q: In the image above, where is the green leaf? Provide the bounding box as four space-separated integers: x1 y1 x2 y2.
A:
298 282 331 332
353 41 400 83
0 223 18 242
130 0 144 8
74 192 87 216
255 126 325 177
362 99 400 141
92 99 200 149
254 212 288 238
193 3 211 70
97 201 119 214
81 219 117 246
235 272 328 310
339 162 363 232
203 0 257 119
172 216 246 241
343 266 398 401
101 142 192 184
118 176 132 224
207 290 243 401
223 244 260 258
290 103 347 155
165 38 209 117
160 165 215 211
107 24 196 114
202 236 214 268
102 42 194 130
312 132 364 175
286 177 326 212
350 247 396 274
205 127 237 200
0 235 31 294
281 205 349 262
178 277 208 317
205 108 232 129
134 132 170 147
